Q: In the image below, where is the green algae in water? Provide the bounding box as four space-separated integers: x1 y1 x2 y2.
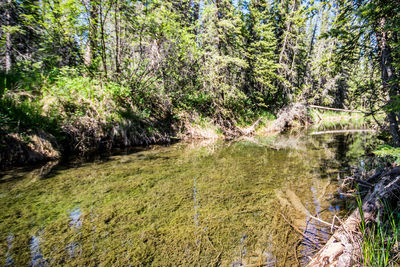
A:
0 131 380 266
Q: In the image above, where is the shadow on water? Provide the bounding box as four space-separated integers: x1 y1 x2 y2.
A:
0 141 181 186
0 126 381 266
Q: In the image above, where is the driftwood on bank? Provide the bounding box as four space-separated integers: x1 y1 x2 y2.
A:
307 105 363 113
307 167 400 266
242 117 263 135
213 110 263 138
272 103 311 132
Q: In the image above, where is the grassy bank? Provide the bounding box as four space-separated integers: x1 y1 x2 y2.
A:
0 69 277 169
361 147 400 266
358 198 400 266
0 67 384 170
309 109 380 129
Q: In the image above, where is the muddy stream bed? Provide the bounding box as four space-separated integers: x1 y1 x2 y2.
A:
0 127 379 266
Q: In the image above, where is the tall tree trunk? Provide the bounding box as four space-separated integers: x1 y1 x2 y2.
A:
114 0 120 74
278 21 291 65
5 0 12 73
99 1 108 78
278 0 297 102
308 23 317 57
84 0 99 68
378 18 400 146
215 0 222 57
192 0 199 36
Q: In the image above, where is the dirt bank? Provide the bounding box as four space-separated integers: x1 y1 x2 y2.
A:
0 103 314 170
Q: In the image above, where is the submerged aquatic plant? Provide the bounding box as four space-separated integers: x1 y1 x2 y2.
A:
0 132 378 265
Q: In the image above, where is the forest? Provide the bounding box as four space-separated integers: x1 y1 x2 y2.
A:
1 0 400 266
1 0 399 160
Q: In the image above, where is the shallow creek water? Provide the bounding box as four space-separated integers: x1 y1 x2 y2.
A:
0 129 379 266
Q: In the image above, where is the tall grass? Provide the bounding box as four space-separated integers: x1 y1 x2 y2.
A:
357 196 400 266
0 97 60 136
309 109 365 123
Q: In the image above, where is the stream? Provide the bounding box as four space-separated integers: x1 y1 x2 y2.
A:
0 127 379 266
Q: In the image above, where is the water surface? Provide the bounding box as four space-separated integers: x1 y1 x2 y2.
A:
0 129 378 266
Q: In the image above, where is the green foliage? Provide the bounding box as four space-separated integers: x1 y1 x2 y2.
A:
385 96 400 113
0 96 60 136
0 0 397 144
42 68 130 122
0 66 43 94
358 197 400 266
244 0 281 107
373 145 400 164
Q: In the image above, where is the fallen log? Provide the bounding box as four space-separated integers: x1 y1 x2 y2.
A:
310 129 375 135
307 105 363 113
307 170 400 266
242 117 263 135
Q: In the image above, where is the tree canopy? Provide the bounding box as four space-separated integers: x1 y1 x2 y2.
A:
1 0 400 143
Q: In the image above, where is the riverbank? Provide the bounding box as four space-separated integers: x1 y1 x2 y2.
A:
1 70 280 169
0 107 265 170
0 86 377 171
307 151 400 266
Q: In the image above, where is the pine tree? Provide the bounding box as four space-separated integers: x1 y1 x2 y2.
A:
244 0 280 109
200 0 248 116
270 0 308 103
329 0 400 145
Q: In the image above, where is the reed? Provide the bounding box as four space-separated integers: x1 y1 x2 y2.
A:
357 196 400 266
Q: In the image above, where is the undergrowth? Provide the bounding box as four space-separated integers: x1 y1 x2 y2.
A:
0 97 60 137
309 109 366 124
41 70 131 123
374 145 400 164
358 197 400 266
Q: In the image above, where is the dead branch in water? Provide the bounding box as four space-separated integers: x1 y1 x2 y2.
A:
280 212 320 248
307 168 400 266
308 214 339 229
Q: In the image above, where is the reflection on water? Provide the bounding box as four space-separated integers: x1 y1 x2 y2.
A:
69 207 82 229
66 242 79 258
30 235 46 266
5 234 13 266
67 207 82 258
0 129 380 266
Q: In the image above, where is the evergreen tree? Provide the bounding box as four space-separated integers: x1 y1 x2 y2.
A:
329 0 400 145
200 0 248 116
244 0 280 109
